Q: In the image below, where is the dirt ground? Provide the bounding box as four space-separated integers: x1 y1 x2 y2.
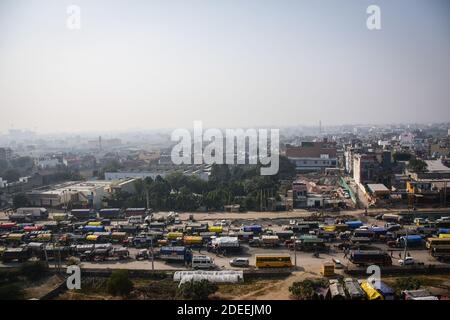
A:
23 274 65 299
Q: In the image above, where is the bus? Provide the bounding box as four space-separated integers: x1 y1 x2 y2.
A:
255 254 292 268
426 237 450 249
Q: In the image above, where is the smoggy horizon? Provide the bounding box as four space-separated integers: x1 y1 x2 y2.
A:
1 0 450 134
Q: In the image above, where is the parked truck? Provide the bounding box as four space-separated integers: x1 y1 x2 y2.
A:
159 246 192 263
16 207 48 220
388 235 423 248
349 250 392 266
71 209 96 220
1 247 31 263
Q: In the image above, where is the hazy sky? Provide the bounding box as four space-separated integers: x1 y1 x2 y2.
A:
0 0 449 133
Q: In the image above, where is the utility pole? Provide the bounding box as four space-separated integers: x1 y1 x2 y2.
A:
150 237 154 271
294 235 297 268
146 189 150 210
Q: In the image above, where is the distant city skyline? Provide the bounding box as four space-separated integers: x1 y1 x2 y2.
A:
1 0 450 133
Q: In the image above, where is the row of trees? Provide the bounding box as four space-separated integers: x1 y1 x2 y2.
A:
104 156 296 212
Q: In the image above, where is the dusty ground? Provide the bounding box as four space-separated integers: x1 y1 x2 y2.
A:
23 274 65 299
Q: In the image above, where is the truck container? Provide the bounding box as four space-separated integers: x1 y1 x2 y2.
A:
183 236 203 246
111 232 127 242
99 208 123 219
1 247 31 262
398 235 423 247
82 225 105 233
243 225 262 234
87 221 102 227
159 246 192 263
16 207 48 220
167 232 183 240
71 209 96 220
9 214 32 223
345 221 363 229
125 208 147 217
0 222 17 231
52 213 68 222
344 278 365 300
208 225 223 233
210 236 240 252
349 250 392 266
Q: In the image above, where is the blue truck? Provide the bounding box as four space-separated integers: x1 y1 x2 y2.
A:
159 246 192 263
398 235 423 247
82 225 105 233
243 225 263 234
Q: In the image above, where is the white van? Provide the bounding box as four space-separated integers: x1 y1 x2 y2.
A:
192 255 215 270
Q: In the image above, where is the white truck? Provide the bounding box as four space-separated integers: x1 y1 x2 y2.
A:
16 207 48 220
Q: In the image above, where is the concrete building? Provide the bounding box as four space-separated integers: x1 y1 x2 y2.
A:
286 140 337 172
26 179 138 209
292 180 307 208
353 154 379 185
0 147 13 161
35 157 67 169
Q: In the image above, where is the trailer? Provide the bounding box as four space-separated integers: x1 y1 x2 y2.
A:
1 247 31 263
210 236 240 253
71 209 96 220
349 250 392 266
243 225 263 234
16 207 48 220
125 208 147 217
99 208 123 219
159 246 192 263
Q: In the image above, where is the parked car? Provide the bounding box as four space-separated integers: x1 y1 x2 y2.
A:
332 258 343 269
399 256 415 266
229 257 250 267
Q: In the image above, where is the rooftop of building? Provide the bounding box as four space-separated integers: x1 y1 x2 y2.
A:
424 160 450 173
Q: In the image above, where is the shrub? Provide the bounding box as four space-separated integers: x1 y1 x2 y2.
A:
107 270 133 297
289 279 327 300
0 284 24 300
393 277 422 295
176 280 218 300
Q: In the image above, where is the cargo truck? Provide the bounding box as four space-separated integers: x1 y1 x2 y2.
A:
16 207 48 220
159 246 192 264
99 208 123 219
1 247 31 263
349 250 392 266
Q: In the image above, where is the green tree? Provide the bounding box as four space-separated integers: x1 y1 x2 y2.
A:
393 277 422 295
407 159 428 173
13 193 29 209
289 279 327 300
107 270 134 297
176 280 218 300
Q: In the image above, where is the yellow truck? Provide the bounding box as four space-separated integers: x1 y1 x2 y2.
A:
183 236 203 245
208 226 223 233
167 232 183 240
360 281 384 300
321 262 335 276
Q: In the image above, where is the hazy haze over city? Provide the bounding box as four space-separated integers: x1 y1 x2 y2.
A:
1 0 449 134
